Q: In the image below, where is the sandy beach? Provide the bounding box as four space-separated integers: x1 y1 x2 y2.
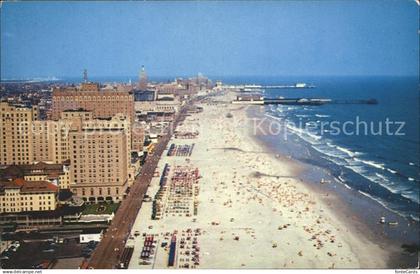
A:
127 91 390 269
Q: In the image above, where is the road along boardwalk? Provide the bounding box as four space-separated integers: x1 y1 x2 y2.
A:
87 105 190 269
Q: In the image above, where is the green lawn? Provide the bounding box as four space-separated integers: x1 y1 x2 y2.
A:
82 203 120 215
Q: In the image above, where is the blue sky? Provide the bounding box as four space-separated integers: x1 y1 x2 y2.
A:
1 1 418 79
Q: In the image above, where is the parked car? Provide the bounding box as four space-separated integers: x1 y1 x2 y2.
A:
9 244 21 252
42 249 55 253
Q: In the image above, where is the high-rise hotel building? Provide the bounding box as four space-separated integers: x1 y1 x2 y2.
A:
0 102 39 165
68 114 132 202
32 110 94 164
51 82 135 122
2 100 133 203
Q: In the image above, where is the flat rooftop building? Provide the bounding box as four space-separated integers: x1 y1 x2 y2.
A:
0 102 39 165
51 83 134 122
69 114 133 203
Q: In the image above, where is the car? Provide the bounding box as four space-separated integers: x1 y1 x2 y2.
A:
42 249 55 253
9 245 20 252
86 241 98 248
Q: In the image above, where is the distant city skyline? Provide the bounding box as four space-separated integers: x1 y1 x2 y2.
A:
1 1 418 79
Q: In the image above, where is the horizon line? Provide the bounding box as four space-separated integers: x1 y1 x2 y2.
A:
1 74 418 81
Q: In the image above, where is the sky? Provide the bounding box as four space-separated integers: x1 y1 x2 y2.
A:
1 1 418 79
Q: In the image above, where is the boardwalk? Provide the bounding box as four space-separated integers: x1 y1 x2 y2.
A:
88 105 189 269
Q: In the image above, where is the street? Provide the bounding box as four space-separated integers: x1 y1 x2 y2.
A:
87 105 189 269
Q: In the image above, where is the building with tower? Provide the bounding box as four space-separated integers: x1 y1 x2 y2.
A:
51 71 134 122
138 65 148 91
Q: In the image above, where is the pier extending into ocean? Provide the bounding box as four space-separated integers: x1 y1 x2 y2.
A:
232 95 378 106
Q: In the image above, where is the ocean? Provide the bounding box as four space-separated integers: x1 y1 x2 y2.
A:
226 76 419 223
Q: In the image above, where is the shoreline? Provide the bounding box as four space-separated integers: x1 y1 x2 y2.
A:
227 103 390 268
246 104 419 268
127 90 404 268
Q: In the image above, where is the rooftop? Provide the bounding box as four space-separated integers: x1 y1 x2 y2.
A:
0 178 58 194
1 162 65 180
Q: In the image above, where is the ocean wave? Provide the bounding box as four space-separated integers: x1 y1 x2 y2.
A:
357 190 407 218
401 192 420 204
298 136 321 146
286 124 322 142
345 164 367 175
313 146 350 165
381 166 418 182
315 114 330 118
306 132 322 141
264 113 283 122
296 114 310 118
386 168 397 174
375 172 390 182
345 165 403 194
345 163 420 206
354 158 385 170
409 214 420 222
314 145 417 203
335 175 353 190
335 145 360 158
405 161 420 168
